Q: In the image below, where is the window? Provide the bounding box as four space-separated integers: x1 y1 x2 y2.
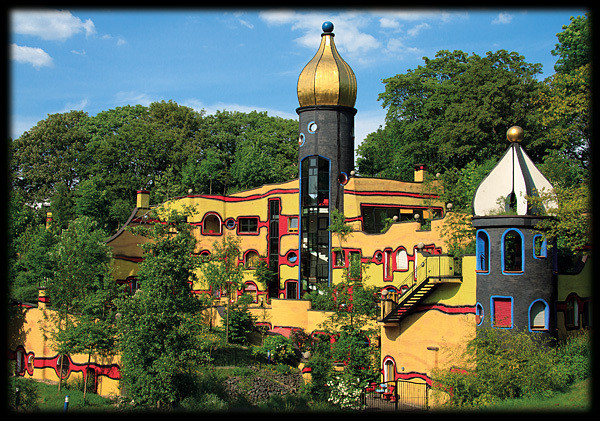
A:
395 248 408 271
475 303 484 326
288 216 298 232
384 358 395 382
202 213 222 235
565 295 579 328
245 250 260 268
243 282 258 303
476 230 490 273
239 217 259 233
502 229 524 273
491 296 513 328
533 234 547 258
300 156 330 290
529 299 549 331
56 355 70 379
349 251 362 280
286 281 298 299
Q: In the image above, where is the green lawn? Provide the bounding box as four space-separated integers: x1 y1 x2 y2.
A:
9 377 118 412
481 378 591 412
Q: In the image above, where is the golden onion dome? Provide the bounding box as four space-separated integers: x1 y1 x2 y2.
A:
297 22 357 108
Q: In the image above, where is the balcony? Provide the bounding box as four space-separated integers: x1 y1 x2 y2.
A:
379 254 462 325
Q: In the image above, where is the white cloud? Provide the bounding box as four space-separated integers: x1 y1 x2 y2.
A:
259 9 466 65
11 9 96 41
113 91 154 107
10 43 53 68
492 12 513 25
61 98 89 113
407 22 430 37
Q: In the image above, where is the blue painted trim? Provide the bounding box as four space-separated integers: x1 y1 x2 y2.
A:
528 298 549 332
475 229 491 274
475 302 485 326
501 228 524 275
532 234 547 259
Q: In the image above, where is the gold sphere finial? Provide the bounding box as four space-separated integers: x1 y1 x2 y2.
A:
507 126 524 143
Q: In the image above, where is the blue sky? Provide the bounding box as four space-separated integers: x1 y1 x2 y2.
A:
9 8 587 148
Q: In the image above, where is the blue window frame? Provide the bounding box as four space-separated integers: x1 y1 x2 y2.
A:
475 302 484 326
528 299 549 331
501 229 524 274
476 230 490 274
533 234 547 259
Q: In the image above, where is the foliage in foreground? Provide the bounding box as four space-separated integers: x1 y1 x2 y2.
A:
432 328 591 408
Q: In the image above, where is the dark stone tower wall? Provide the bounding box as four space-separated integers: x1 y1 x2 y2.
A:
473 216 557 337
297 105 356 211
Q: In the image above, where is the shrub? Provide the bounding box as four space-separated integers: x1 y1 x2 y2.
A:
252 334 297 365
326 372 366 410
8 377 39 412
433 328 590 407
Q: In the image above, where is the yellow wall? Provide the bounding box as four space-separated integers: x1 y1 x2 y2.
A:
379 256 477 384
7 294 121 397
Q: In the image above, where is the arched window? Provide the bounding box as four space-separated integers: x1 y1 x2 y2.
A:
202 213 222 235
533 234 547 259
529 299 549 331
565 295 579 328
395 248 408 271
475 303 484 326
243 282 258 303
502 229 524 273
245 250 260 269
476 230 490 273
383 358 396 382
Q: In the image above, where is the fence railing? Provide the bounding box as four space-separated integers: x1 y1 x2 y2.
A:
361 379 429 411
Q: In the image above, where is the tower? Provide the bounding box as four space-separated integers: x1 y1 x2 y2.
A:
472 126 558 336
296 21 357 294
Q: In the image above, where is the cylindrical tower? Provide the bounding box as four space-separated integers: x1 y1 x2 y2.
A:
472 126 558 337
296 22 357 294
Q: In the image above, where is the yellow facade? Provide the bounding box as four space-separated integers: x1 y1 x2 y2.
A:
8 291 121 397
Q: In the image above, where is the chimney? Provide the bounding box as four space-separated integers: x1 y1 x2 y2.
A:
414 164 426 183
137 190 150 209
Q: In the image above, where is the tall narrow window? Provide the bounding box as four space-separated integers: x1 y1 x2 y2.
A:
300 156 330 292
502 229 524 273
476 230 490 273
491 296 513 328
395 248 408 271
533 234 547 258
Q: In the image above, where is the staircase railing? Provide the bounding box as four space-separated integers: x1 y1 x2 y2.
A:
380 253 456 321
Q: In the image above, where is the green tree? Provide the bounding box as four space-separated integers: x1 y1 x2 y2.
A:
200 236 245 344
10 111 90 204
551 13 591 76
45 216 117 392
115 207 210 408
358 49 546 178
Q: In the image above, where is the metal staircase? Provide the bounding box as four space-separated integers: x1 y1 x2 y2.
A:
379 254 462 324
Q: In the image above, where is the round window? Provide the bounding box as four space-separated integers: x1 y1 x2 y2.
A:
308 121 318 133
298 132 305 146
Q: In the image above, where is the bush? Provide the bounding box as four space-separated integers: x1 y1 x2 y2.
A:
433 328 591 408
252 334 297 365
8 377 39 412
326 372 367 410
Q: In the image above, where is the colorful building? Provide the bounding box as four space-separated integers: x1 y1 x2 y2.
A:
8 21 591 401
